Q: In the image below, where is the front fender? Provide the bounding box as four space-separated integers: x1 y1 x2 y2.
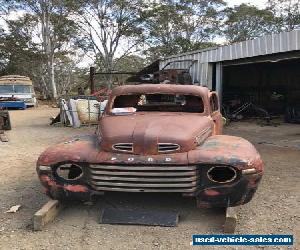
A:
188 135 263 171
188 135 263 207
37 134 100 166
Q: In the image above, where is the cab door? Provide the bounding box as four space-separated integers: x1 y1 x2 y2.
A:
209 92 223 134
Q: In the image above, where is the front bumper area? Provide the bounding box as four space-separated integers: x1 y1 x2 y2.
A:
37 164 262 206
196 172 262 208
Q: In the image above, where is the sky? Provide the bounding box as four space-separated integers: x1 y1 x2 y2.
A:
226 0 268 9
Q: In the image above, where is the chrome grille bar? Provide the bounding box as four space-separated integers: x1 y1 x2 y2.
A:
88 164 199 193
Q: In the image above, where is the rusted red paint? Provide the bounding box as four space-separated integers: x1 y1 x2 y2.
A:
37 84 263 207
100 114 213 155
204 189 220 196
40 175 88 193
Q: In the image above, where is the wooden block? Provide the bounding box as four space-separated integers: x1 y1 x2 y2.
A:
0 132 8 142
223 206 237 233
33 200 64 231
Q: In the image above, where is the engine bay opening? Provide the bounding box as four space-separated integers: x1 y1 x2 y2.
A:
56 164 83 181
207 166 237 183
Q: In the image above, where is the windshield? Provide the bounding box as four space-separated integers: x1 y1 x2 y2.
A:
0 85 14 93
0 85 32 94
112 93 204 114
14 85 32 93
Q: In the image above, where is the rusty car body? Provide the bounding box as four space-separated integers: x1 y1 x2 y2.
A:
37 84 263 208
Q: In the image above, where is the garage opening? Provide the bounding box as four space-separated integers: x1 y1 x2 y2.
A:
222 57 300 122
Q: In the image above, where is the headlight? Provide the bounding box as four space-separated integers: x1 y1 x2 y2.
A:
24 98 34 103
207 166 237 183
55 163 83 181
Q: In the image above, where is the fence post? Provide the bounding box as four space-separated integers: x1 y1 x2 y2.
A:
90 66 95 94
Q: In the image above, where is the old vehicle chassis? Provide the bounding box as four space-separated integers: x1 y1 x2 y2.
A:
37 84 263 208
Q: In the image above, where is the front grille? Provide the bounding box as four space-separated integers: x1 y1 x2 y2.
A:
88 164 199 193
158 143 180 153
112 143 133 152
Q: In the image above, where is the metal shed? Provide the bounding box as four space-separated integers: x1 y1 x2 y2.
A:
159 30 300 108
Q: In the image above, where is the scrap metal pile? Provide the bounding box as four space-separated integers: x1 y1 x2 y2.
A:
222 98 271 123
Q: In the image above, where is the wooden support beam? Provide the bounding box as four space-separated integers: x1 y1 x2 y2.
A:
33 200 64 231
215 62 223 105
223 206 237 233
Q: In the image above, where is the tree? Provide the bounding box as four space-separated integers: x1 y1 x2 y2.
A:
16 0 78 98
0 16 43 81
223 4 278 43
267 0 300 31
142 0 225 59
54 56 84 96
74 0 145 89
112 54 145 84
0 3 82 99
0 28 8 72
0 0 15 18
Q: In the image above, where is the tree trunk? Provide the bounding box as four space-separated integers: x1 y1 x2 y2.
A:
106 56 114 89
41 0 57 99
50 54 57 98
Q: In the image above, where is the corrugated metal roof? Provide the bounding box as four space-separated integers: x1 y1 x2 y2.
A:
159 30 300 88
161 30 300 64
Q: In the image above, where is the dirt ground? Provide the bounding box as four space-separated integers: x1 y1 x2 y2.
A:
0 107 299 250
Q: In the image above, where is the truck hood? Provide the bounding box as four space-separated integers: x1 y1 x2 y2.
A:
99 113 213 155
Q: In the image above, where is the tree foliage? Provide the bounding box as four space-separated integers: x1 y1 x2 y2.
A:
73 0 145 88
142 0 225 58
0 0 299 96
267 0 300 31
223 4 278 43
0 0 80 98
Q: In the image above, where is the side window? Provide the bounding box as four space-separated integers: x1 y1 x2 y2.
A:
210 93 219 112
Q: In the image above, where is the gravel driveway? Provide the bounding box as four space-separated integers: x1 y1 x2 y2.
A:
0 108 299 250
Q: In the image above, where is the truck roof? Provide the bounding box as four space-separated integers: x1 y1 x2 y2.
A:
0 75 32 85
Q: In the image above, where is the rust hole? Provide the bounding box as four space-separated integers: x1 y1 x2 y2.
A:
207 166 237 184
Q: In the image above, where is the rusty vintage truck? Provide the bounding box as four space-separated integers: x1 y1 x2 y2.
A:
37 84 263 208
